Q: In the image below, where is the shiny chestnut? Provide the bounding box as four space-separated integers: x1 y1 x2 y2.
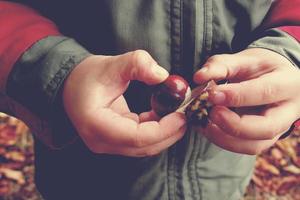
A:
151 75 189 116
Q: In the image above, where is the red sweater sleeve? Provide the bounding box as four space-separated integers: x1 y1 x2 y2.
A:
0 1 60 92
264 0 300 42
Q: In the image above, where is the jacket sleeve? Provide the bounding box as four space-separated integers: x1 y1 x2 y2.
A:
0 2 91 148
264 0 300 42
264 0 300 38
248 0 300 66
0 1 60 91
248 0 300 134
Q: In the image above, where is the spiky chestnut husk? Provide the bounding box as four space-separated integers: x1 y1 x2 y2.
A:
151 75 190 116
185 88 213 128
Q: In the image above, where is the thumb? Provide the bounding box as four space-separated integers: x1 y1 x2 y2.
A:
113 50 169 85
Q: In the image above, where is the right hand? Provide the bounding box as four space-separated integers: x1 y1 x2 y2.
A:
62 50 187 157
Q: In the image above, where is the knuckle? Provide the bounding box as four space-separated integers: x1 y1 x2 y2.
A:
207 55 223 64
261 85 276 102
226 89 243 106
205 54 237 79
134 49 149 57
229 126 242 137
133 133 146 148
131 50 150 65
129 50 151 78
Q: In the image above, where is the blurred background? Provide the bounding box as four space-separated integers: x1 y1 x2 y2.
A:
0 113 299 200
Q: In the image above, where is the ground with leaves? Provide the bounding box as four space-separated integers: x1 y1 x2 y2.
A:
0 113 299 200
244 126 300 200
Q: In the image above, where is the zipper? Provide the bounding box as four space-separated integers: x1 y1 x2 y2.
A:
169 1 183 198
182 0 196 84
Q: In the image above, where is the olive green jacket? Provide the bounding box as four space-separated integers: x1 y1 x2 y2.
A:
3 0 300 200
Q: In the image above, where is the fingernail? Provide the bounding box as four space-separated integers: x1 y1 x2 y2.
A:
210 91 226 104
153 64 169 80
194 67 208 83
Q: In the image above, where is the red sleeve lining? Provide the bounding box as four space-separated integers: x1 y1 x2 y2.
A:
262 0 300 43
264 0 300 27
0 2 60 92
278 26 300 42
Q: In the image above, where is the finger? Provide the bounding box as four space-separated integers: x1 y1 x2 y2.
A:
199 122 280 155
193 53 267 84
194 54 242 84
209 103 298 140
193 48 292 84
113 50 169 85
139 111 160 122
89 109 186 147
95 125 186 157
129 125 186 157
208 71 300 106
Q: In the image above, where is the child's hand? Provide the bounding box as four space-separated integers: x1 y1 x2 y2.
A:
63 50 186 156
193 48 300 155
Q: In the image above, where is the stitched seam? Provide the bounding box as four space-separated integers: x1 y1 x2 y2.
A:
170 0 182 72
45 55 75 100
167 1 172 200
197 1 213 199
187 132 197 199
170 0 182 197
179 0 183 71
44 52 89 103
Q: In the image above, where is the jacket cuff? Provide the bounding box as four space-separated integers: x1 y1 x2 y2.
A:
6 36 91 148
247 28 300 67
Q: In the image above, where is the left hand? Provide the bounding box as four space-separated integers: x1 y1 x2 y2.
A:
193 48 300 155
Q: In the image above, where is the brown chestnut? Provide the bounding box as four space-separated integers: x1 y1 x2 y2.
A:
151 75 190 116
